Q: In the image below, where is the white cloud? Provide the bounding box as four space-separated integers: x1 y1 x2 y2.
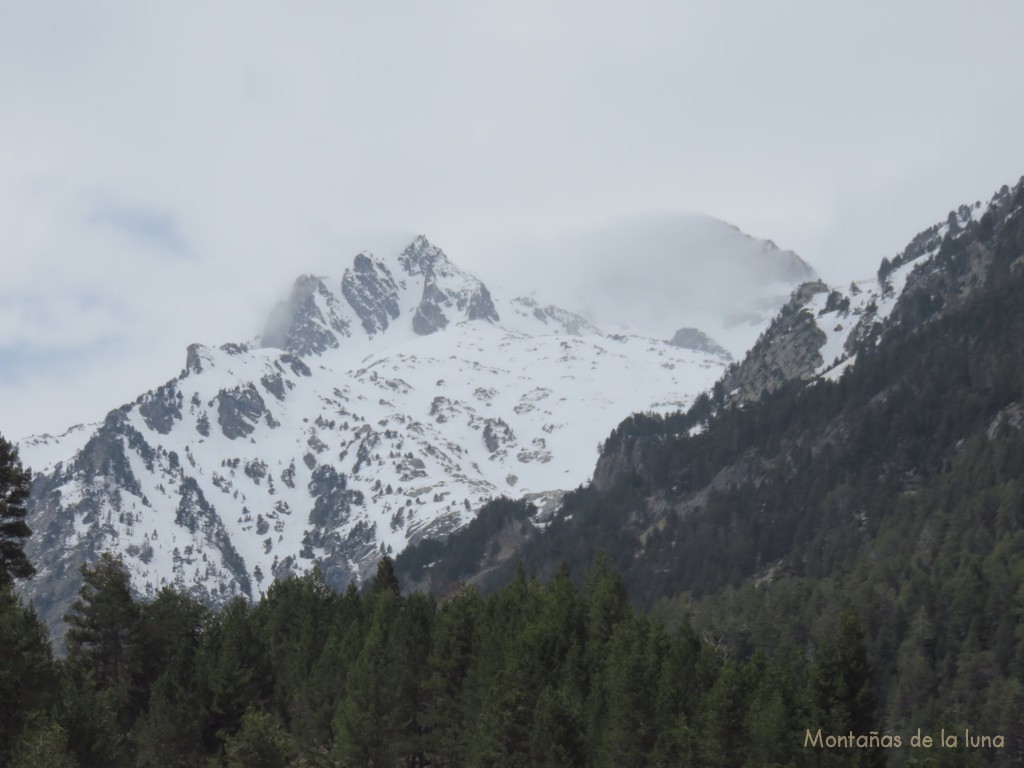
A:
2 1 1023 440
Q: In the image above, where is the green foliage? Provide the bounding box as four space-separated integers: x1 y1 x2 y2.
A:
57 677 128 768
331 577 434 767
9 715 78 768
0 433 34 586
221 708 295 768
63 553 141 729
196 597 271 750
419 584 482 764
810 613 884 767
0 586 57 763
132 670 205 768
0 547 916 767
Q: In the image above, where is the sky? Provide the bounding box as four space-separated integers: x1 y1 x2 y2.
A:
2 1 1023 441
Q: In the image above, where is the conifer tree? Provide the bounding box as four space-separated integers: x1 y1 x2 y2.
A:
810 611 883 767
332 556 433 767
294 581 363 756
0 586 57 763
135 586 209 698
57 678 126 768
9 716 78 768
222 708 295 768
582 553 629 757
0 433 34 586
332 588 400 767
527 685 585 767
421 584 482 765
63 553 141 728
197 598 270 749
252 567 332 725
131 670 205 768
595 615 659 767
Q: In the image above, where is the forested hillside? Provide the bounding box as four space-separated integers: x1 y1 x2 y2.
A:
395 178 1024 763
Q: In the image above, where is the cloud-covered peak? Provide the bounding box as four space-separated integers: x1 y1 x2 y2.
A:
462 213 818 357
258 237 501 354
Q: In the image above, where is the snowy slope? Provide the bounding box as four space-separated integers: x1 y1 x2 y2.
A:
23 234 781 630
725 194 1004 404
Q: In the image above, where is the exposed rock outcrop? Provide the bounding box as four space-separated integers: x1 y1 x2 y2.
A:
261 275 351 356
667 327 731 359
721 281 829 404
341 253 401 336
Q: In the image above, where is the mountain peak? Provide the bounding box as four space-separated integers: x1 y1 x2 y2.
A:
258 237 501 352
397 234 443 276
399 237 500 335
260 273 351 355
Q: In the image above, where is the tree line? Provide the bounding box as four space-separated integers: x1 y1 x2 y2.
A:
4 548 897 768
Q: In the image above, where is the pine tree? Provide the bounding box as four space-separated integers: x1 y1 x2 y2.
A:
696 658 749 768
9 716 78 768
131 670 205 768
63 553 141 729
527 685 585 767
594 615 660 767
130 589 209 767
0 433 34 586
135 587 209 699
810 611 883 768
370 553 401 597
462 565 535 765
332 557 434 767
293 582 363 757
420 584 483 765
57 677 126 768
331 589 400 767
0 586 57 763
197 598 271 750
582 553 629 759
251 567 333 751
222 708 295 768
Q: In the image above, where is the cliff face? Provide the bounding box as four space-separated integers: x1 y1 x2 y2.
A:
720 281 830 405
592 433 650 494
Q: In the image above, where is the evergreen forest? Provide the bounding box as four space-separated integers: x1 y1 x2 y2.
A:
3 547 922 768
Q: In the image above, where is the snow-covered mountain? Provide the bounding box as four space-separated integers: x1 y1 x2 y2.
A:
402 178 1024 600
18 229 815 635
719 184 1021 406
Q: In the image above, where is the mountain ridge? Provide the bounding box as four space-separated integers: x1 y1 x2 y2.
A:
394 176 1024 600
18 223 812 637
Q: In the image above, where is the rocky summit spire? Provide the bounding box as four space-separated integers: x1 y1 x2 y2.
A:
259 237 500 352
400 235 500 335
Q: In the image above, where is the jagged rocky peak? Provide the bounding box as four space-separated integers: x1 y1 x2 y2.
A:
667 328 731 360
259 236 501 352
397 234 443 276
341 252 401 336
261 274 351 356
400 235 500 335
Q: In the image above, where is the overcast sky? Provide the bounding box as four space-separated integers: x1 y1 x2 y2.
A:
3 1 1023 441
